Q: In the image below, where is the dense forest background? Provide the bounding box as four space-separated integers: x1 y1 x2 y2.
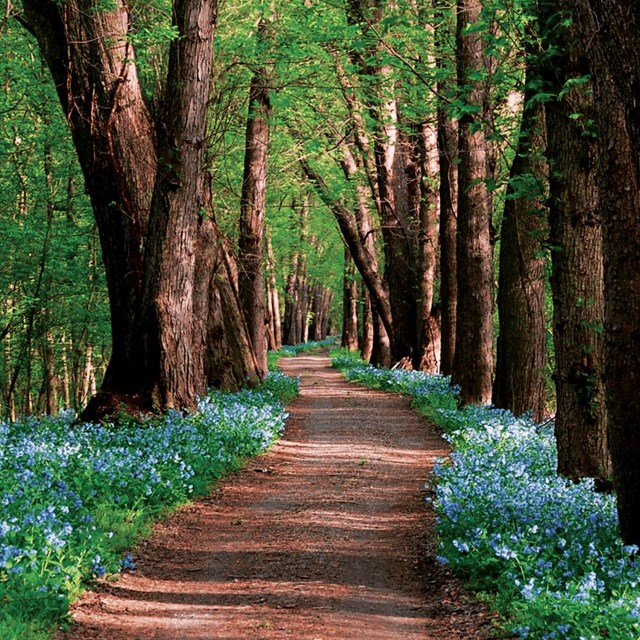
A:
1 0 639 545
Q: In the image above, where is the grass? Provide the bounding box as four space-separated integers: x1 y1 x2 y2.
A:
331 349 640 640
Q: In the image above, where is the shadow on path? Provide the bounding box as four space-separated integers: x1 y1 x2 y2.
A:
59 354 497 640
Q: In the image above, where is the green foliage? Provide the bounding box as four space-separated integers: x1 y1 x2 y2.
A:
0 22 110 419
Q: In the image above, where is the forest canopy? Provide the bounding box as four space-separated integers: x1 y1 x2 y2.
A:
1 0 639 546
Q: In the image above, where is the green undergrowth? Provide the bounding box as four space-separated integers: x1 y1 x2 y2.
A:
331 350 640 640
0 371 299 639
267 336 339 370
330 348 459 421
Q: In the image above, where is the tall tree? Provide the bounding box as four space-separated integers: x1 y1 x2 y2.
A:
20 0 157 414
538 0 610 482
571 0 640 545
341 249 360 351
344 0 421 364
238 15 273 378
265 233 282 351
493 57 548 422
140 0 218 410
20 0 262 418
452 0 494 404
433 0 458 376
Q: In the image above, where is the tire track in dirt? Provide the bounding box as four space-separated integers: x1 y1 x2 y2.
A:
58 354 497 640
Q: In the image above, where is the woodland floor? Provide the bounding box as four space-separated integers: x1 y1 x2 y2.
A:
57 353 500 640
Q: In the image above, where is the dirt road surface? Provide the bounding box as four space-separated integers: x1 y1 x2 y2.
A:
58 354 497 640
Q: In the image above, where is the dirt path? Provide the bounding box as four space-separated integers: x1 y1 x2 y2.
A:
59 354 497 640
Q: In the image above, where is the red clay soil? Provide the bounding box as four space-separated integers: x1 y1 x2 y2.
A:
58 353 499 640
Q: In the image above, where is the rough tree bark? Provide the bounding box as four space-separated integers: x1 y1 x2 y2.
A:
403 112 442 375
21 0 156 409
571 0 640 545
140 0 218 410
238 17 272 378
437 103 458 377
539 0 610 482
493 61 548 423
20 0 262 418
433 0 458 376
341 249 360 350
452 0 494 404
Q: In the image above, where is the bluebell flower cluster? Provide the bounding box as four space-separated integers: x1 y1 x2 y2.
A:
0 370 298 635
331 351 640 639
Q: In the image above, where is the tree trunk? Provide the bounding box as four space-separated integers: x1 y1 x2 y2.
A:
300 158 395 344
283 253 300 346
434 0 458 377
341 249 360 350
493 61 548 423
412 122 440 373
572 0 640 544
42 330 57 415
375 99 418 364
282 197 310 346
205 242 262 390
370 307 392 368
310 285 332 341
539 0 610 481
452 0 494 404
343 0 420 364
139 0 217 410
238 17 272 377
265 234 282 351
60 337 71 409
360 285 374 362
297 250 309 344
21 0 157 406
21 1 260 419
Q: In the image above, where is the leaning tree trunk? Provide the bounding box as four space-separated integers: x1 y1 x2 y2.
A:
452 0 494 404
204 233 262 390
572 0 640 545
238 18 272 378
22 0 261 419
21 0 157 411
300 158 395 344
539 0 610 482
493 60 548 423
